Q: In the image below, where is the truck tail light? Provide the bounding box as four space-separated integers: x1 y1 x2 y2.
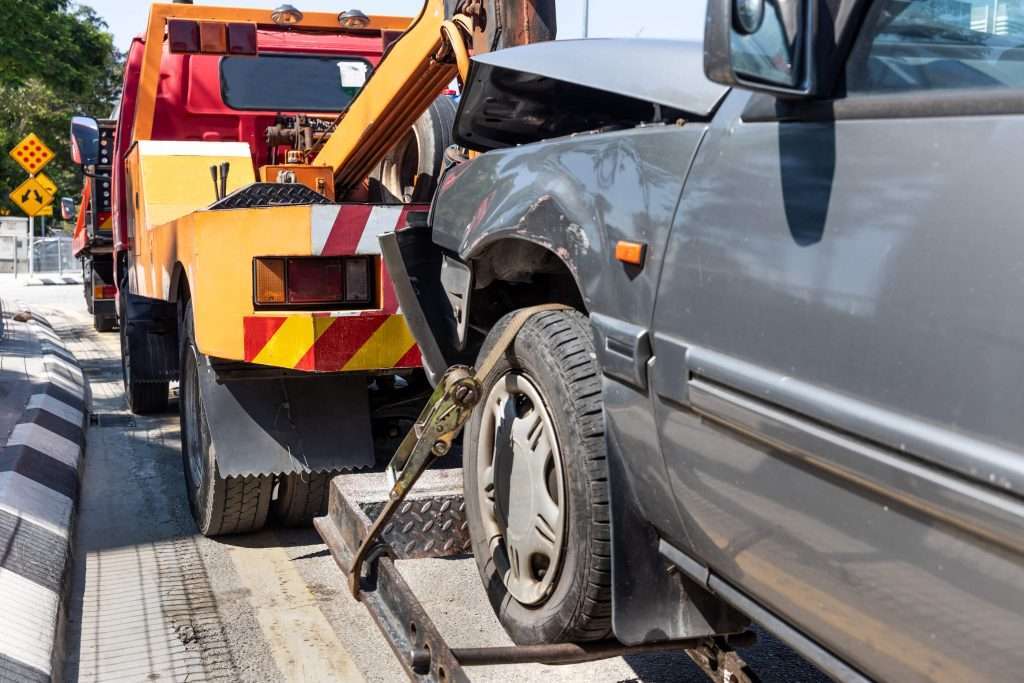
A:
255 258 286 304
168 20 257 55
93 285 117 300
287 259 343 304
345 258 371 302
254 257 376 308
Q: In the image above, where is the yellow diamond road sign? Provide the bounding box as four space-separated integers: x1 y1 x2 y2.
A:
34 172 57 197
9 133 55 175
10 176 54 217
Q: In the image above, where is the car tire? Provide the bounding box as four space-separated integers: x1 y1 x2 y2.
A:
271 472 333 527
119 291 169 414
463 308 612 644
180 303 272 536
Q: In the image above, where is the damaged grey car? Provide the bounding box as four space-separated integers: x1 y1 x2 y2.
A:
381 1 1024 681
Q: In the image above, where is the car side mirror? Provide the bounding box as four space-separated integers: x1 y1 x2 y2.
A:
70 116 100 167
704 0 815 97
60 197 76 222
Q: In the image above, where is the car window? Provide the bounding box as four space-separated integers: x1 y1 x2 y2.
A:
847 0 1024 92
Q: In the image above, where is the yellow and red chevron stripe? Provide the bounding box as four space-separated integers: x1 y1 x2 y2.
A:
243 313 421 372
242 202 428 373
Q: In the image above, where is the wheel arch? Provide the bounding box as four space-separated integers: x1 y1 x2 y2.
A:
169 261 189 305
460 236 588 357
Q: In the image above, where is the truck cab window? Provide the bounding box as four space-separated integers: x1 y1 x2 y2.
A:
847 0 1024 92
221 54 371 112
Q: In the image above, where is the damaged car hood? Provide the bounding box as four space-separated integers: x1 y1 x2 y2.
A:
455 38 729 151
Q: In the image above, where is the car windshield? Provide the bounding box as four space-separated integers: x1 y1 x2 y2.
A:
220 54 370 112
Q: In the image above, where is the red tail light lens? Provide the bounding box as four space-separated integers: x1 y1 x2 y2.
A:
287 258 343 304
94 285 117 300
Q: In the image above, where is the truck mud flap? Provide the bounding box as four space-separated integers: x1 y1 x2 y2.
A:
196 354 374 477
122 292 178 381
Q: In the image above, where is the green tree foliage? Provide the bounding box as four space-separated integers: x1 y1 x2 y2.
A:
0 1 121 218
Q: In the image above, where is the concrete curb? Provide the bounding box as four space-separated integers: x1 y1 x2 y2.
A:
0 309 88 682
25 275 83 287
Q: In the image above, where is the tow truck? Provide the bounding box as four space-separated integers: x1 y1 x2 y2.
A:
64 119 118 332
66 0 561 539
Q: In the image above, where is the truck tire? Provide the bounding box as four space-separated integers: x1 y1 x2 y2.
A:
272 472 333 527
119 294 169 414
371 96 457 203
94 312 115 332
463 308 612 644
84 269 94 314
180 304 272 536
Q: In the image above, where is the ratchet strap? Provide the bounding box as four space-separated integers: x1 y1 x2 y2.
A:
348 304 571 597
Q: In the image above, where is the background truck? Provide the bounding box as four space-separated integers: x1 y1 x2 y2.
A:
330 0 1024 681
68 0 554 537
65 119 117 332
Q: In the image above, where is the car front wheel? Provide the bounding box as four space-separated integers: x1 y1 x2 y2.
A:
463 308 612 644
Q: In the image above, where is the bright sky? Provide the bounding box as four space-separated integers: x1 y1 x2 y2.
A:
78 0 707 53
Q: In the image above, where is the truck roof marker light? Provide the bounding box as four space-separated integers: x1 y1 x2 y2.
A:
199 22 227 54
227 23 258 55
338 9 370 29
272 5 304 25
168 19 256 55
168 19 200 54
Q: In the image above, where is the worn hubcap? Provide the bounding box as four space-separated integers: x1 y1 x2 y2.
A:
478 372 566 605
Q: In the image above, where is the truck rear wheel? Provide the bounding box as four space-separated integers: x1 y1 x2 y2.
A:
180 304 272 536
272 472 333 527
463 308 612 644
94 311 115 332
119 293 169 414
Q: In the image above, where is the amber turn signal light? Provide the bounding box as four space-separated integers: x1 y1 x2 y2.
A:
255 258 286 304
615 240 646 266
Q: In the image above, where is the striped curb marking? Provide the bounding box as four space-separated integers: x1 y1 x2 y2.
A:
25 276 84 287
0 314 87 681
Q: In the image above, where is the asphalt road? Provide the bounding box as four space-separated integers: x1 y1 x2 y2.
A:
1 275 831 683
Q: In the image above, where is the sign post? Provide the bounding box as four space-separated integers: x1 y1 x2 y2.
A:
7 133 57 276
27 216 34 276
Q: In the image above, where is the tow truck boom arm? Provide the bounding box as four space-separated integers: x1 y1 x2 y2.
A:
313 0 556 193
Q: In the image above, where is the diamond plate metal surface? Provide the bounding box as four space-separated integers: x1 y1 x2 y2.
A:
209 182 330 210
360 494 471 559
